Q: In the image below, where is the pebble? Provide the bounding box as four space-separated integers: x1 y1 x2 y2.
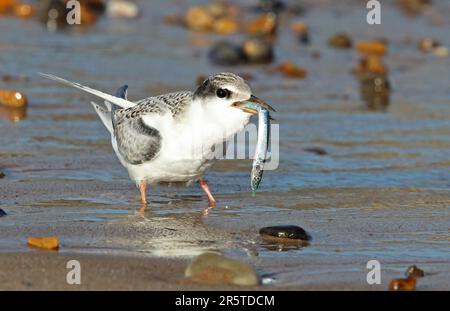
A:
185 252 260 286
418 37 440 53
405 265 425 278
291 21 309 44
0 89 27 108
185 6 214 31
328 33 352 49
0 208 6 217
0 0 15 14
356 41 386 56
242 37 274 64
27 236 59 250
212 18 239 35
245 13 277 36
0 171 5 178
359 74 390 111
432 46 449 57
353 55 387 75
208 41 246 66
13 3 34 18
259 225 311 241
106 0 139 19
389 277 416 291
277 62 307 78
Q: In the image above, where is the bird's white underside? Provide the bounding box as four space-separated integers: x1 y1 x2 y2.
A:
113 98 251 184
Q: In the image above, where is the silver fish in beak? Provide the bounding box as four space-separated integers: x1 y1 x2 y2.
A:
232 96 273 195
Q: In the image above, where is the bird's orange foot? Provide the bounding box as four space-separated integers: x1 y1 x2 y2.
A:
199 179 217 210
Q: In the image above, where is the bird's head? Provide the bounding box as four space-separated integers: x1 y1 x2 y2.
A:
193 72 275 115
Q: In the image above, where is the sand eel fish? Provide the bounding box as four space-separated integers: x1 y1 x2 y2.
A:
231 102 271 195
39 72 275 209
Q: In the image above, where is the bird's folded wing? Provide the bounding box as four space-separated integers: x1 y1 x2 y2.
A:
113 96 174 165
115 115 162 165
114 92 194 165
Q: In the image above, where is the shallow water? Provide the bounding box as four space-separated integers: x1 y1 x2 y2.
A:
0 0 449 289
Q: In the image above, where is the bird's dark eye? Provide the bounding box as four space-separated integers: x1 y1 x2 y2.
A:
216 88 229 99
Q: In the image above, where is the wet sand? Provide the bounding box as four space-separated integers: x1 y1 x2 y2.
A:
1 0 450 290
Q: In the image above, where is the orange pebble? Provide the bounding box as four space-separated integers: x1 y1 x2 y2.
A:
27 236 59 250
13 3 34 18
278 62 307 78
356 41 387 56
291 21 308 34
389 277 416 291
245 13 277 36
80 5 97 25
212 18 239 35
0 89 27 108
0 0 16 14
185 6 213 31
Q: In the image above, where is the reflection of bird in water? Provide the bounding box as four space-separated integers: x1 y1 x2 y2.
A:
40 73 274 211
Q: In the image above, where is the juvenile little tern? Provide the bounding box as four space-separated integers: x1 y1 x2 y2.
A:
40 72 274 208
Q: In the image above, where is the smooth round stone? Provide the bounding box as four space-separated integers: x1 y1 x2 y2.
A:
259 225 311 241
185 252 260 286
0 208 7 217
209 41 246 66
0 171 5 178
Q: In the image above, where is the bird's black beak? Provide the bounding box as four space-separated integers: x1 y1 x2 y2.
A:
231 95 276 115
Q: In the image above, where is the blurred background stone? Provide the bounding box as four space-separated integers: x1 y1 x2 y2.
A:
328 32 352 49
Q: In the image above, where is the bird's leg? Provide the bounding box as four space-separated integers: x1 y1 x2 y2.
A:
139 181 148 205
199 179 216 208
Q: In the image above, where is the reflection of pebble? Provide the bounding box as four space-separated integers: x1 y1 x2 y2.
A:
328 32 352 49
39 0 67 31
209 41 246 65
360 74 390 111
0 208 6 217
185 252 260 286
259 225 311 241
405 265 425 278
